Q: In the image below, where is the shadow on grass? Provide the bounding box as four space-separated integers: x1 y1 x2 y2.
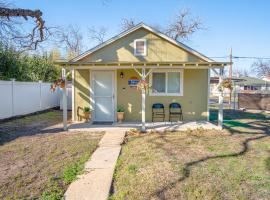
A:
150 119 270 199
210 109 267 121
0 110 71 145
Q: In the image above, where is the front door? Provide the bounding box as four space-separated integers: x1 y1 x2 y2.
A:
92 71 115 122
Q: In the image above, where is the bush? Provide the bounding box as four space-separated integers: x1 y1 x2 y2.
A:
0 45 60 82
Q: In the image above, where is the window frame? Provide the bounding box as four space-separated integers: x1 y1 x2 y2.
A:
134 39 147 56
149 69 184 96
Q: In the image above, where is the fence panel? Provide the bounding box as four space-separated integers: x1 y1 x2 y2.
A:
41 83 59 110
13 82 40 116
0 80 60 119
238 93 270 111
0 81 13 119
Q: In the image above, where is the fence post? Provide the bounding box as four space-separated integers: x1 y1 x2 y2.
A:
39 80 42 111
11 79 15 117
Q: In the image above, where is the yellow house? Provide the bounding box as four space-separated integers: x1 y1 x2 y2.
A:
57 23 228 131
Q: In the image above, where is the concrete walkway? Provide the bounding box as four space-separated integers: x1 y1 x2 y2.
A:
64 129 126 200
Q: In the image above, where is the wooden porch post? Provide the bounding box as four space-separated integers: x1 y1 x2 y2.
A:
62 68 68 131
218 68 224 128
71 67 75 122
133 67 152 132
141 68 146 132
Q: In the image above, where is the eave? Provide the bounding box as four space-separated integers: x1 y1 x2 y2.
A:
55 60 230 69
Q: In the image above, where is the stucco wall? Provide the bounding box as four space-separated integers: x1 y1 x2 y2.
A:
74 69 90 121
79 28 203 63
117 69 209 121
73 68 208 122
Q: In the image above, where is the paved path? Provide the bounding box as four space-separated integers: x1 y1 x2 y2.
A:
64 129 126 200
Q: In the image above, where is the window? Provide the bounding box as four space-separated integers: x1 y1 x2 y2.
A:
134 39 147 56
150 69 183 96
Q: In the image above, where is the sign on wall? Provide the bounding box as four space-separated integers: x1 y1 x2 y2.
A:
128 76 139 87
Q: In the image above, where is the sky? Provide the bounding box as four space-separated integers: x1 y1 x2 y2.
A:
12 0 270 76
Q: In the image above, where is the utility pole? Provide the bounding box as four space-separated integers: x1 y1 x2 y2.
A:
229 47 233 109
229 47 233 79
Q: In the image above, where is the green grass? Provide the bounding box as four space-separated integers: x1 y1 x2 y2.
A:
41 152 92 199
62 152 90 184
111 117 270 200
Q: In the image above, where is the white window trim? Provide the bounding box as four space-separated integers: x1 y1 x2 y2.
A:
134 39 147 56
149 69 184 96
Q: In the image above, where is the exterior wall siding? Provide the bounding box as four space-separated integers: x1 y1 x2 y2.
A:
79 28 203 63
74 69 90 121
117 69 208 121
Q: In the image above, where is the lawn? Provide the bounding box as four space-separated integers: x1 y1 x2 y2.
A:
111 110 270 200
0 109 104 199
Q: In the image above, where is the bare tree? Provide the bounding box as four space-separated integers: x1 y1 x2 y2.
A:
252 60 270 79
233 68 250 77
165 9 203 41
0 1 50 50
120 10 202 42
120 18 136 31
55 25 83 58
88 26 107 44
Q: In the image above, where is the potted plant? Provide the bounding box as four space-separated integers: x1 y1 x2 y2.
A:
83 106 91 121
117 106 125 123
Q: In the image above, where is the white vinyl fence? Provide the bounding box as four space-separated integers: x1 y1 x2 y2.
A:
60 83 72 111
0 80 60 119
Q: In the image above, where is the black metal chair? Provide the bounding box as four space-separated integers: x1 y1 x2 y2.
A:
152 103 165 122
169 103 183 121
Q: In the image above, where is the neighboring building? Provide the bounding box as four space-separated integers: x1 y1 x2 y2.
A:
210 77 243 96
58 23 228 123
210 76 270 95
236 76 270 92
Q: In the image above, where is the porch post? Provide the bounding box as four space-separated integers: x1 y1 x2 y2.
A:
71 67 75 122
141 68 146 132
62 68 68 131
218 68 224 128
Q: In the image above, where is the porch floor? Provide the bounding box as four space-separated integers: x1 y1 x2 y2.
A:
68 121 221 132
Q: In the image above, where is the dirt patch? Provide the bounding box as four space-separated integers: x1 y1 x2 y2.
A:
0 110 103 199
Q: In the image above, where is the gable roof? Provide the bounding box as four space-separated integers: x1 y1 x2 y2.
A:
71 23 214 62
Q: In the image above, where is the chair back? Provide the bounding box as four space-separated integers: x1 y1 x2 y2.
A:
169 103 182 110
152 103 164 109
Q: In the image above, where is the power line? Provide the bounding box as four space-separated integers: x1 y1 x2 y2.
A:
233 56 270 60
210 56 270 60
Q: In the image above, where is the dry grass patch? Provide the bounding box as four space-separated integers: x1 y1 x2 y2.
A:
0 110 103 199
111 119 270 200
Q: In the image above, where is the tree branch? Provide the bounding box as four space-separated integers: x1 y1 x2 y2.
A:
0 6 46 50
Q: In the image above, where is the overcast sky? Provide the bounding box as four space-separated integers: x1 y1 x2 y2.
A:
14 0 270 76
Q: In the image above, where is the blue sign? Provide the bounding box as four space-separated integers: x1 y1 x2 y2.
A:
128 79 139 86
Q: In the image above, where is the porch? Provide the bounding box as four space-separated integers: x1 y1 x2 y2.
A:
68 120 221 132
57 62 228 132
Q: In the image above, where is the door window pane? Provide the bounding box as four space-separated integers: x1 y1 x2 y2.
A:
152 73 165 93
93 72 112 96
167 72 180 93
